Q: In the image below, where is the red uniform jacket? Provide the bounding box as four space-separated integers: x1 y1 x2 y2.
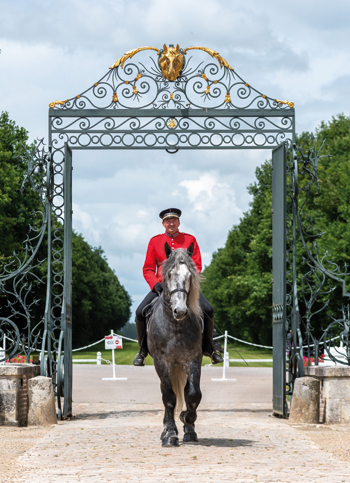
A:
143 232 202 290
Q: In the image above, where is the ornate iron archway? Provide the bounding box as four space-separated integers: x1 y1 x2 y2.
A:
0 45 350 417
7 43 347 421
46 44 295 418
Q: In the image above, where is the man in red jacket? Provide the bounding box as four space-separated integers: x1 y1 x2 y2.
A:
133 207 223 366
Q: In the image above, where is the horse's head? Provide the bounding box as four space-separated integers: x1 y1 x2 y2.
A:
162 243 200 321
159 44 184 81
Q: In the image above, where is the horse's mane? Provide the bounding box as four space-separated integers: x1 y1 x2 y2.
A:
161 249 202 319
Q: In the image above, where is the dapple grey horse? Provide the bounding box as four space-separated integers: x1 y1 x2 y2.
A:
148 242 203 446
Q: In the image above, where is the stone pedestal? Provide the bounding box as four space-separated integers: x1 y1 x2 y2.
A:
305 365 350 423
0 364 40 426
28 376 57 426
289 377 320 423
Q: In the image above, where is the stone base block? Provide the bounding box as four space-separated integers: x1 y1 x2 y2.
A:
289 377 320 423
28 376 57 426
0 364 40 426
305 365 350 423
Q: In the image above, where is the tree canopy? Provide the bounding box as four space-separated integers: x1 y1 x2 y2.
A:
71 234 131 347
0 112 132 348
201 114 350 346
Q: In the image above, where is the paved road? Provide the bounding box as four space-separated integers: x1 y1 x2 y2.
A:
13 366 350 482
72 364 273 406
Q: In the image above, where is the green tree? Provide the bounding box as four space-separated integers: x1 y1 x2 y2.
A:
202 114 350 345
0 112 132 346
71 233 131 347
0 112 41 263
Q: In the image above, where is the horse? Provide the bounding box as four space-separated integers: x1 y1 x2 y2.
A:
147 242 203 447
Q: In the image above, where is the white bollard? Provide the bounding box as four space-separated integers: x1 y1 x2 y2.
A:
211 330 236 382
224 350 230 368
97 351 101 365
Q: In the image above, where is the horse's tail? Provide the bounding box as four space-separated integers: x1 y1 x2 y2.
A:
171 366 187 417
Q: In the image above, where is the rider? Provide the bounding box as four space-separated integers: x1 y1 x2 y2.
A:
133 207 224 366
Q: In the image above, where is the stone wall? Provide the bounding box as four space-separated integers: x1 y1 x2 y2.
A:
0 364 40 426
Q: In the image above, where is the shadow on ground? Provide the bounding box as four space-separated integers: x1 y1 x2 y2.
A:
74 409 162 420
181 438 256 448
73 407 271 421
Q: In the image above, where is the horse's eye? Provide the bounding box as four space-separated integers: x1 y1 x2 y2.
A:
179 260 185 264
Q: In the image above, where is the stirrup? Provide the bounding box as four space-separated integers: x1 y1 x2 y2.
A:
133 352 146 367
211 351 223 365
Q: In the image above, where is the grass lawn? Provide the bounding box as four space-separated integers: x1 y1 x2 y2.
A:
71 339 273 367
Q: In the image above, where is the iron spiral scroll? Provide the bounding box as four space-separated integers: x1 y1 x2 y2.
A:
0 141 50 364
285 137 350 410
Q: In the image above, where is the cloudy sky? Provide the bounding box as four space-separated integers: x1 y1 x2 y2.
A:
1 0 350 320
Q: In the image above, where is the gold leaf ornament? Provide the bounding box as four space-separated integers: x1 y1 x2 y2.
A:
276 99 295 108
110 47 160 69
183 46 233 70
49 99 68 108
168 118 177 129
110 44 233 83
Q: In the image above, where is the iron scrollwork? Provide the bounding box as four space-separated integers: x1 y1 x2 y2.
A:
289 136 350 373
49 43 295 151
0 141 51 364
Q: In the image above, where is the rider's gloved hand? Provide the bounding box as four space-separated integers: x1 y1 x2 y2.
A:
152 282 163 296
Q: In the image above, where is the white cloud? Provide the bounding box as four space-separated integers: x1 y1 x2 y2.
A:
1 0 350 320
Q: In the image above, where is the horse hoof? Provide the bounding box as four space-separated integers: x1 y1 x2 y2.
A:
162 435 179 447
183 431 198 442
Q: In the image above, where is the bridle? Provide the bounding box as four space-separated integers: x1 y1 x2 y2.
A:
168 288 189 298
162 287 189 315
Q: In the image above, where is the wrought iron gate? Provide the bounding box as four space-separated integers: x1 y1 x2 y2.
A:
8 43 349 419
45 44 296 417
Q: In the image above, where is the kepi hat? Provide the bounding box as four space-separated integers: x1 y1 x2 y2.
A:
159 208 182 220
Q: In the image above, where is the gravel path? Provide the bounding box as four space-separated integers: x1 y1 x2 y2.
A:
0 426 52 483
290 423 350 463
2 366 350 482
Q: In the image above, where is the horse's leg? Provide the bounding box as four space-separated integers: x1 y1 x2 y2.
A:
154 358 179 447
180 359 202 442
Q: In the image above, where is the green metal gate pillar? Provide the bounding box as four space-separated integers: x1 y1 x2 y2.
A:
61 143 73 418
272 143 287 417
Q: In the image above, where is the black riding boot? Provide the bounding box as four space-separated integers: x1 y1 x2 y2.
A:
133 317 148 366
202 315 223 364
